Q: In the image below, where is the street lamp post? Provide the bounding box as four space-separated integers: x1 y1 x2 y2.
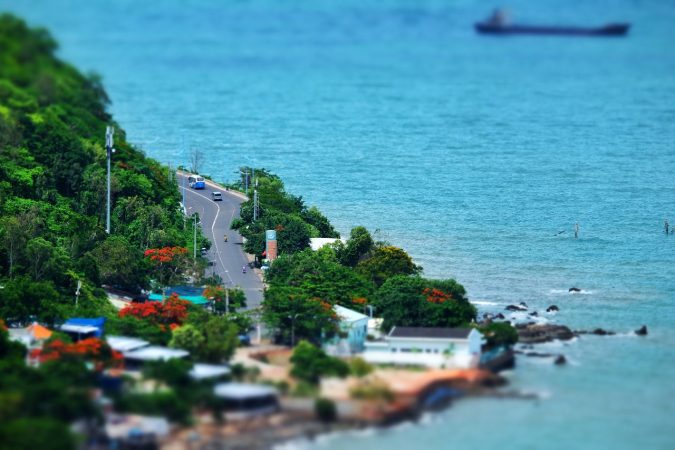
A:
288 313 300 347
192 214 197 260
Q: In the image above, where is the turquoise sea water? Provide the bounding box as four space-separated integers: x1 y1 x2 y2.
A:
5 1 675 448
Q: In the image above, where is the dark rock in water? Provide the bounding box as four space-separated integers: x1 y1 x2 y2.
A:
506 304 528 312
569 287 582 293
495 313 506 320
517 324 575 344
525 352 553 358
519 302 528 308
529 311 538 317
546 305 560 313
591 328 615 336
554 355 567 365
635 325 648 336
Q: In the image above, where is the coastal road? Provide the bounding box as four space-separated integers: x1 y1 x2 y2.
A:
177 172 264 309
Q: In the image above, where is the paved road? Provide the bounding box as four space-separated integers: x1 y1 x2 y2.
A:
177 172 264 308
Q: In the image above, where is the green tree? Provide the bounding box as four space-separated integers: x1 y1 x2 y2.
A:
105 316 172 346
265 249 373 309
478 322 519 348
290 341 350 385
142 359 194 390
314 398 337 423
336 226 374 267
356 245 421 287
0 418 75 450
0 276 67 325
375 276 476 331
88 236 147 292
262 286 338 345
169 324 205 356
201 316 239 363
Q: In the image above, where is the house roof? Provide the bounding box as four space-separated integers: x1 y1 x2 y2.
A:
122 346 189 361
27 323 52 340
107 336 150 353
334 304 369 323
190 363 231 380
389 327 473 340
213 382 277 400
59 324 100 335
62 318 106 337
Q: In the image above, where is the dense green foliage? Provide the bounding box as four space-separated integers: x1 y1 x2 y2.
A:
289 340 350 385
262 286 339 345
0 327 97 448
265 248 374 308
169 310 240 362
230 169 339 260
478 322 519 347
0 14 200 328
251 173 475 342
314 397 337 423
375 276 477 331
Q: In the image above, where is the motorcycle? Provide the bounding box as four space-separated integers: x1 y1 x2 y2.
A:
242 265 247 274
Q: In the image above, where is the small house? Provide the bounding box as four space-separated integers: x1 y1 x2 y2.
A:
59 317 106 341
324 305 369 356
121 346 189 370
363 326 485 369
213 383 279 419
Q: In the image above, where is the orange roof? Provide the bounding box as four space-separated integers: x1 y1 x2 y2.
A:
28 323 52 340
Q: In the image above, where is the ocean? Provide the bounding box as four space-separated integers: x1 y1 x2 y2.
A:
5 0 674 448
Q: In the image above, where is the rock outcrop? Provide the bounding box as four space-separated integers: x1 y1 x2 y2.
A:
516 324 575 344
505 304 528 312
546 305 559 313
635 325 648 336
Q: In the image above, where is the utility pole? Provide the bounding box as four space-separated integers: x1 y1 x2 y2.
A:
225 288 229 314
105 126 115 234
253 177 259 221
75 280 82 308
193 214 197 260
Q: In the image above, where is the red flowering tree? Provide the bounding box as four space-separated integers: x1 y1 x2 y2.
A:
30 337 123 370
375 276 476 331
119 293 190 330
423 288 452 304
144 246 189 288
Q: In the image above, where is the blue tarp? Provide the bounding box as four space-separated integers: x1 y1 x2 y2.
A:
63 317 106 337
148 286 209 305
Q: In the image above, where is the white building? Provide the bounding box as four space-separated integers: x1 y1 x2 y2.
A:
362 326 485 369
309 238 342 251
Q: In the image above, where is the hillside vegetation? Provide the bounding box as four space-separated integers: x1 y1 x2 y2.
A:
0 14 194 324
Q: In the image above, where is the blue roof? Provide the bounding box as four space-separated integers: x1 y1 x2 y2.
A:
63 317 106 337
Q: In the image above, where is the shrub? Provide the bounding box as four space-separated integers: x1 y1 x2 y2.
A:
290 341 350 384
479 322 518 348
349 357 374 378
314 398 337 424
349 380 395 402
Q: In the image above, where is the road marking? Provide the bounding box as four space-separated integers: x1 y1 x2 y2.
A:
180 184 234 286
